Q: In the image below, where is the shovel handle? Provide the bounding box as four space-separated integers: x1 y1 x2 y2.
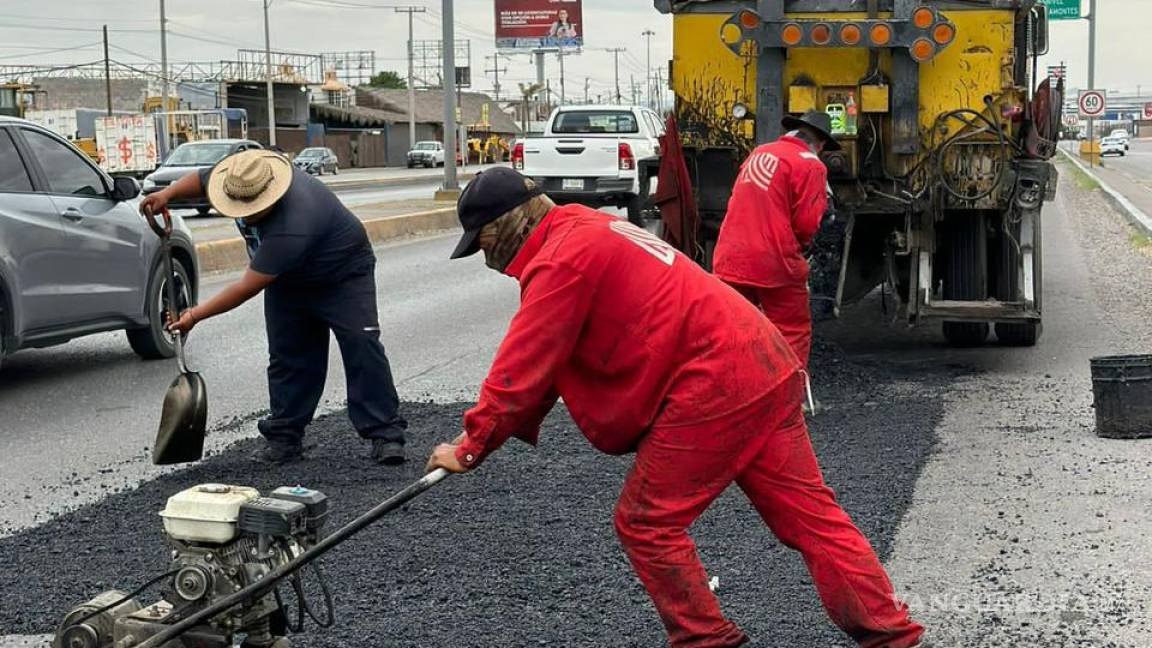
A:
143 205 173 240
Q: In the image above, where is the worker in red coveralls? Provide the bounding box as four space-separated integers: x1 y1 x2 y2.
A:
425 166 923 648
713 111 839 370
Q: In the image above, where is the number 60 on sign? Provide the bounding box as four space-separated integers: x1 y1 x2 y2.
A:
1078 90 1106 118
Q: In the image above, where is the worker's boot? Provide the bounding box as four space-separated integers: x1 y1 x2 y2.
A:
371 440 406 466
253 441 305 465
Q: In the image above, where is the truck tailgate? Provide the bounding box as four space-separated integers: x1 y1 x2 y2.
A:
524 136 621 178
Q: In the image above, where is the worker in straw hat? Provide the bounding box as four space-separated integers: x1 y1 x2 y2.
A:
139 149 409 465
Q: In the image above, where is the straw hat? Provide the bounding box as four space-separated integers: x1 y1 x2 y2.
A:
206 150 294 219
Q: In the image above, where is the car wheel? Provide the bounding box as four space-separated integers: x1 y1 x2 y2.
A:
195 206 211 217
332 165 338 175
127 256 194 360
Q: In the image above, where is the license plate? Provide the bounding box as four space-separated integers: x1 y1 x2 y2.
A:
562 178 584 191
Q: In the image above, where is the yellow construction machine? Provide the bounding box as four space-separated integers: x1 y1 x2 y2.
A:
656 0 1062 346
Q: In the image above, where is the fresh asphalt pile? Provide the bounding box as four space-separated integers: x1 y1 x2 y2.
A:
0 341 951 647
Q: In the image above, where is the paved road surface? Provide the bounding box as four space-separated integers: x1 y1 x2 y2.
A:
0 232 516 534
3 174 1152 645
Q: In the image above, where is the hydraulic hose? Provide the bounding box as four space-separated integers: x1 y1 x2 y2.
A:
134 468 453 648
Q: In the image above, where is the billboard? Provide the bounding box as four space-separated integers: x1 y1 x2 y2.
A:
495 0 583 50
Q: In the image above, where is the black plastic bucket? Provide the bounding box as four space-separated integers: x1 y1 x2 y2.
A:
1091 355 1152 439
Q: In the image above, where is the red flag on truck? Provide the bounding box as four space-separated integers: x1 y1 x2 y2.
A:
653 116 700 259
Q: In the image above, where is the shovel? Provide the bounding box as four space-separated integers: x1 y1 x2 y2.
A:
144 206 208 465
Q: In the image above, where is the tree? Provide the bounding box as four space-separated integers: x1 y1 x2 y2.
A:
366 70 407 89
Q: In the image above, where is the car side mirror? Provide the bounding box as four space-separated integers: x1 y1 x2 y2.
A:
110 176 141 201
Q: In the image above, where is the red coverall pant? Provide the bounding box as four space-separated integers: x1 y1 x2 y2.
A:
614 374 923 648
729 282 813 369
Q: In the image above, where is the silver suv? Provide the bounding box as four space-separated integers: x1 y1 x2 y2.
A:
0 116 199 373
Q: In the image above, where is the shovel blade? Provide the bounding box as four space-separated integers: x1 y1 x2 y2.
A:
153 371 208 465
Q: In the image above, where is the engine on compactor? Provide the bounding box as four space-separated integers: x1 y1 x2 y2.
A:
54 483 329 648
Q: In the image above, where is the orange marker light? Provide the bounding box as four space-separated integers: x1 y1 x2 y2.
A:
840 24 862 45
911 38 936 62
781 23 804 46
913 7 935 29
811 23 832 45
739 10 761 29
933 23 955 45
870 23 893 46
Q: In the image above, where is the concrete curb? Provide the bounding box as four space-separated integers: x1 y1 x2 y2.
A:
194 206 457 275
320 170 480 192
1058 148 1152 238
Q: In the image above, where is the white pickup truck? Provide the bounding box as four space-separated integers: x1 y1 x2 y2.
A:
513 105 663 224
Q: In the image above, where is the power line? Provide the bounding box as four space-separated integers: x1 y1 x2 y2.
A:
0 13 156 25
0 21 154 34
0 42 103 61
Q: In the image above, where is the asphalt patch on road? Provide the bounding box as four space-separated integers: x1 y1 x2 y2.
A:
0 343 950 647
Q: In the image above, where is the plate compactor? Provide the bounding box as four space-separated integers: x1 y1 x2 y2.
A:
53 470 449 648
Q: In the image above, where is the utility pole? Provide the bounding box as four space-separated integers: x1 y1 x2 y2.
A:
439 0 459 195
103 25 113 116
534 49 546 122
395 6 425 154
484 53 506 101
655 67 664 114
558 48 566 106
159 0 169 148
606 47 626 104
642 29 655 110
263 0 277 147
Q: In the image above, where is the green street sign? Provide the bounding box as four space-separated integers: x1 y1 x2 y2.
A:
1041 0 1082 20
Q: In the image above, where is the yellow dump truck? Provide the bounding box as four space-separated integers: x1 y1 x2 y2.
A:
655 0 1061 346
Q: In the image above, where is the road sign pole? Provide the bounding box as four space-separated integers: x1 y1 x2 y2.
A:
1087 0 1096 167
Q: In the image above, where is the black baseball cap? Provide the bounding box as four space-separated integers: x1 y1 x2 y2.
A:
450 167 544 259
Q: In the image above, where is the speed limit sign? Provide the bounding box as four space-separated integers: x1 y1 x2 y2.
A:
1078 90 1107 118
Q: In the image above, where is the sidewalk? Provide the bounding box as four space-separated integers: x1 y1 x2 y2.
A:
317 163 500 190
1057 147 1152 237
191 199 459 275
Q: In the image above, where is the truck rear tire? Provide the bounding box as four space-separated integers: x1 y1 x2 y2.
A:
942 322 990 347
624 194 644 227
995 321 1042 347
942 213 990 347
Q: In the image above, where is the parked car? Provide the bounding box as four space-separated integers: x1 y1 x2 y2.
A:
0 116 200 374
1109 129 1131 151
1100 136 1126 157
293 146 339 175
407 141 445 168
515 105 663 225
142 139 262 215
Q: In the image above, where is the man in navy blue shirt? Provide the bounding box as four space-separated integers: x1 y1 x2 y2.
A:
140 150 408 465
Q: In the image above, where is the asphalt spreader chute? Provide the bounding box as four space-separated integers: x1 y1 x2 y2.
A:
52 469 451 648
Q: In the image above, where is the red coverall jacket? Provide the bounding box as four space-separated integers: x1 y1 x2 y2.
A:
455 204 800 468
712 135 829 288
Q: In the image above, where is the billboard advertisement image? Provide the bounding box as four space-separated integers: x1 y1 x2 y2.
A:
495 0 583 50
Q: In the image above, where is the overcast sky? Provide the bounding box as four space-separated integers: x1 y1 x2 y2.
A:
0 0 672 105
2 1 1148 102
